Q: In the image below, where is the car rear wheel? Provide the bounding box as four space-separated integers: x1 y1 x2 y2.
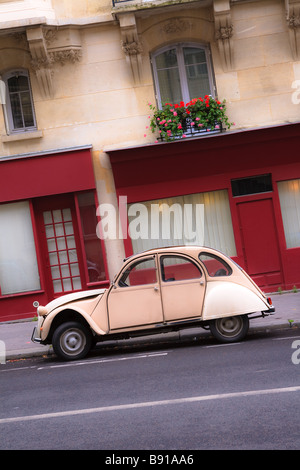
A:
52 321 92 361
209 315 249 343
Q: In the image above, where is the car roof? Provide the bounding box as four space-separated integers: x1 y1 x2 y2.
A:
124 245 229 261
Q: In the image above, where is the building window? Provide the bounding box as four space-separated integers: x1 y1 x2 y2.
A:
0 201 40 296
128 189 236 257
151 43 215 107
2 69 36 133
231 174 273 197
278 179 300 249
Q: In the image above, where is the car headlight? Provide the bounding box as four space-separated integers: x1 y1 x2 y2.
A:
37 306 48 317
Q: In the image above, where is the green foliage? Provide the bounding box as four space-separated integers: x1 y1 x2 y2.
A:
147 96 234 142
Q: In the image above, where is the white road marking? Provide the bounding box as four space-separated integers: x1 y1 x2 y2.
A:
1 385 300 425
204 343 241 348
37 352 168 370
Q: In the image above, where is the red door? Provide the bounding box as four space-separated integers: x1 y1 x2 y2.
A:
34 195 85 300
237 198 282 288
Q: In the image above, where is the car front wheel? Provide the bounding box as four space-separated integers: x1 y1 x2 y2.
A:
52 321 92 361
209 315 249 343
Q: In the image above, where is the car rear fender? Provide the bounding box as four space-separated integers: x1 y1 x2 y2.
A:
202 281 269 321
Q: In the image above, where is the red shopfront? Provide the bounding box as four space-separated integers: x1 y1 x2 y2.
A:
107 122 300 293
0 146 109 322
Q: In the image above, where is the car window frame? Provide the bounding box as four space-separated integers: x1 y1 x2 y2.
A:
117 256 158 288
198 251 233 277
159 254 203 283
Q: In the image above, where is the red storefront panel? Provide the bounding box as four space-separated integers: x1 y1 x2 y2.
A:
0 147 109 321
107 123 300 292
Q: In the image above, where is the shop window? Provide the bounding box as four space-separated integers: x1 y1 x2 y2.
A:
2 69 37 133
278 179 300 248
128 189 236 257
231 174 272 197
77 192 107 283
0 201 40 295
151 43 215 107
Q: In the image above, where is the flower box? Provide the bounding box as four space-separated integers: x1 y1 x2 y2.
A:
147 96 234 142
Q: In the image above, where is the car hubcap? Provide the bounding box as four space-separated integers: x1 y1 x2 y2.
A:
215 316 243 338
60 328 86 356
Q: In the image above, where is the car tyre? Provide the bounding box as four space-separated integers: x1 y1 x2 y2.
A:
209 315 249 343
52 321 92 361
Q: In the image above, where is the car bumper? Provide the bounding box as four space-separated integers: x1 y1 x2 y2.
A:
31 315 44 344
262 305 276 315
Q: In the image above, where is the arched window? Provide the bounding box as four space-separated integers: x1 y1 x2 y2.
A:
151 43 215 107
2 69 36 133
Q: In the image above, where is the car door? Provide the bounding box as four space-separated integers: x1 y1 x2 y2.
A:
159 254 205 322
107 255 164 330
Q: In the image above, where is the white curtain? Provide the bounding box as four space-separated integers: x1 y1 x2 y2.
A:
0 201 40 295
278 179 300 249
128 189 236 257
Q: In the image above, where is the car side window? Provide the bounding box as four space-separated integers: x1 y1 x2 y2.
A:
118 258 157 287
160 255 202 282
199 252 232 277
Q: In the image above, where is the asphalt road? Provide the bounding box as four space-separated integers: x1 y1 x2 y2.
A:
1 328 300 451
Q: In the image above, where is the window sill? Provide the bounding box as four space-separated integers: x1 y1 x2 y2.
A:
1 130 43 143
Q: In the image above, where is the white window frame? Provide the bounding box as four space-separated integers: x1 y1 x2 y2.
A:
2 69 37 134
151 42 216 108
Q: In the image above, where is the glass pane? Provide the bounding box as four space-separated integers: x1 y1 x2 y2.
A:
183 47 211 99
59 251 68 264
155 49 182 105
8 75 29 92
161 256 202 281
157 68 182 105
70 264 80 276
52 210 62 223
53 279 62 293
43 211 52 224
57 237 66 250
119 258 157 287
72 277 82 290
278 179 300 248
199 253 232 277
155 48 178 68
10 93 23 129
49 253 59 266
63 208 72 221
54 223 64 237
20 91 34 127
77 192 107 282
0 201 40 295
63 278 72 291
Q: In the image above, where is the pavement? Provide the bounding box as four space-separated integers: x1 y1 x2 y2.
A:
1 291 300 362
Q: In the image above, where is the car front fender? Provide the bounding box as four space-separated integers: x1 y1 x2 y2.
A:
202 281 269 321
40 297 108 342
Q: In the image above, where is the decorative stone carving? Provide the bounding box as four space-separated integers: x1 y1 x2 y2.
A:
161 18 192 35
118 13 143 86
286 0 300 59
213 0 234 71
48 48 82 65
26 25 82 98
26 26 54 99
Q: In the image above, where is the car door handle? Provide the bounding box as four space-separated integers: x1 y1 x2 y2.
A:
200 281 204 286
154 286 159 291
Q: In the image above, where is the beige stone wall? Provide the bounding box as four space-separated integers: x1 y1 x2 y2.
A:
0 0 300 276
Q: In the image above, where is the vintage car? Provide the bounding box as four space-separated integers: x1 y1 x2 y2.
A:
32 246 275 360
